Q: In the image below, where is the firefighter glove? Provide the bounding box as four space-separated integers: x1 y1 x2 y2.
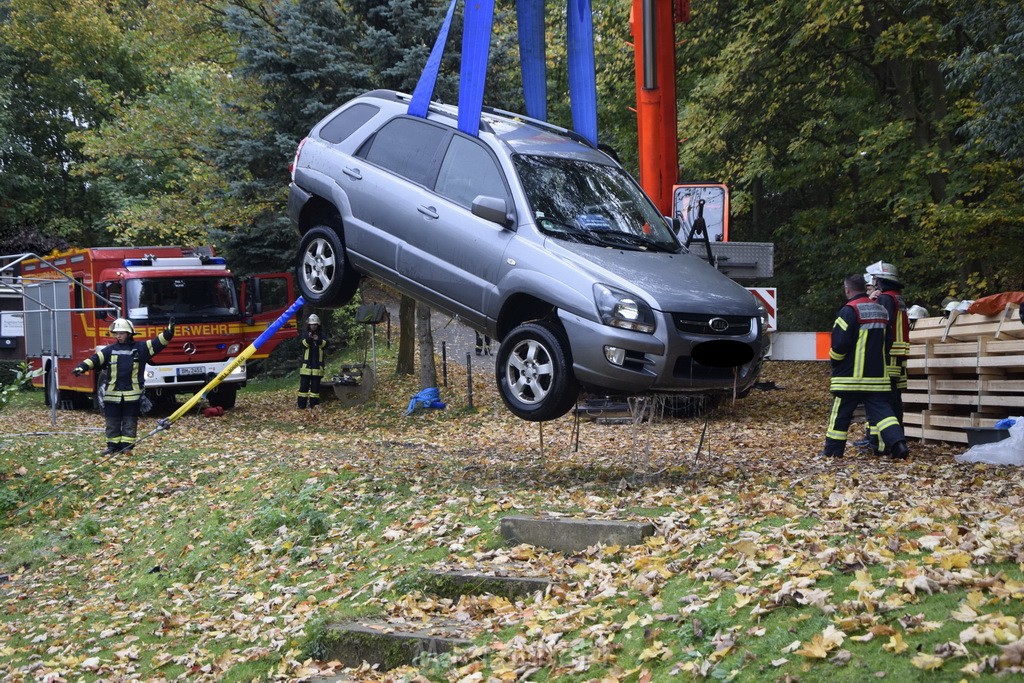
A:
166 317 176 335
73 367 83 376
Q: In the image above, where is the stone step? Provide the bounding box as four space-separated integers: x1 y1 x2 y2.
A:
499 515 656 554
319 620 473 671
421 569 554 599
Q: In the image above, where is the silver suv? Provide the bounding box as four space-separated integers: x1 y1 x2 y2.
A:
289 90 768 421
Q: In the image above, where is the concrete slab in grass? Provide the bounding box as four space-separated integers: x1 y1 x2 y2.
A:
499 515 656 554
421 569 554 599
320 621 472 670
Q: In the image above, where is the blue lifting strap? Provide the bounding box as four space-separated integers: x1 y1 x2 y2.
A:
408 0 460 119
567 0 598 145
458 0 496 135
411 0 596 145
517 0 547 121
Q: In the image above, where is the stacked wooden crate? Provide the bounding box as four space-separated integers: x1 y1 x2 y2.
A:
904 305 1024 444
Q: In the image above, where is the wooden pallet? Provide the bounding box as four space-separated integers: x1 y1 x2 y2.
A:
904 303 1024 443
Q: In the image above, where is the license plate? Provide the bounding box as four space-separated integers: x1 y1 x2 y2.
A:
176 366 207 378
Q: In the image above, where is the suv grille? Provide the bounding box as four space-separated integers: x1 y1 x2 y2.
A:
673 313 752 336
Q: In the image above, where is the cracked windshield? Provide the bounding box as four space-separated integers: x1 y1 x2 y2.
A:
514 154 680 253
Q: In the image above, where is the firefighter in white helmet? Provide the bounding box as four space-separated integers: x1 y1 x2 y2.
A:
859 260 910 457
297 313 328 409
73 316 175 454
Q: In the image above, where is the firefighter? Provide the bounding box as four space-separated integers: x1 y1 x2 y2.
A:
297 313 327 409
858 260 910 455
822 274 909 459
73 317 175 454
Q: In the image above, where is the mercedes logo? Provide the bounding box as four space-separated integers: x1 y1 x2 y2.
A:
182 342 197 355
709 317 729 332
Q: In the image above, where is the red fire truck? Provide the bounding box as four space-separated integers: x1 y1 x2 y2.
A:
21 246 297 411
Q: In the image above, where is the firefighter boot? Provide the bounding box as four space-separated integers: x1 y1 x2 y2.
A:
889 440 910 460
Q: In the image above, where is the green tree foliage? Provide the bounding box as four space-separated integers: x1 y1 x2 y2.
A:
946 1 1024 167
0 0 124 253
675 0 1024 329
0 0 234 252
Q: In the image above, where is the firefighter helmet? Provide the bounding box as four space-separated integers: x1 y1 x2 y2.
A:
907 305 929 320
307 314 321 325
109 318 136 335
864 260 901 287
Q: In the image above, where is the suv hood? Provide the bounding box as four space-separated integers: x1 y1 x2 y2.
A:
547 240 759 315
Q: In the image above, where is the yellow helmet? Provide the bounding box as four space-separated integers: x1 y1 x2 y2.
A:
110 318 136 335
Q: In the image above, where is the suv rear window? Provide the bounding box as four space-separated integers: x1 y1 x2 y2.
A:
359 117 447 186
318 103 379 144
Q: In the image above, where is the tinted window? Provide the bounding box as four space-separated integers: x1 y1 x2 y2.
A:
318 103 379 144
435 135 507 208
360 118 447 186
258 277 289 311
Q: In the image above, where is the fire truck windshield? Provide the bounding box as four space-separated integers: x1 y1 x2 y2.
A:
125 277 239 322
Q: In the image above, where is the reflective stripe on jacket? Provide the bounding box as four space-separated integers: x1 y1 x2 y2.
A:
300 333 328 377
77 329 173 402
829 296 891 392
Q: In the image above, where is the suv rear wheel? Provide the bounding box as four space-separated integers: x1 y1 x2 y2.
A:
297 224 360 308
496 320 580 422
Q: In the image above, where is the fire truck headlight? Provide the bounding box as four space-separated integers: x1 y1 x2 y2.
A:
227 343 242 355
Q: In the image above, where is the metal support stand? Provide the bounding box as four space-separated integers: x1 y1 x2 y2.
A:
466 353 474 410
441 341 448 387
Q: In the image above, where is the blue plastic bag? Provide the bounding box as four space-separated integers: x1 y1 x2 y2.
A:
405 387 446 415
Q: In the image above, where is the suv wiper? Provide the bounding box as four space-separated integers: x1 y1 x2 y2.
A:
538 218 607 246
591 231 677 253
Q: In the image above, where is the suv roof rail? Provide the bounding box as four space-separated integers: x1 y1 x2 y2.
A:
387 90 498 135
360 91 594 148
480 105 597 148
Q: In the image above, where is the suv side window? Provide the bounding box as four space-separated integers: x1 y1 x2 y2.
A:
318 103 380 144
434 135 507 208
358 117 447 187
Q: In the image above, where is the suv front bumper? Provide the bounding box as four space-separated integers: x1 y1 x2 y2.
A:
559 309 764 395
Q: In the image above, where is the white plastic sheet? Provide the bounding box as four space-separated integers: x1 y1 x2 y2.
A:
955 417 1024 466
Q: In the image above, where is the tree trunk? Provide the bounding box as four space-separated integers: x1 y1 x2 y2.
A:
416 302 438 389
395 294 416 375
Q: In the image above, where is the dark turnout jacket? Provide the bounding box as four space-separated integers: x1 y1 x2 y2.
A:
829 295 890 393
76 328 174 402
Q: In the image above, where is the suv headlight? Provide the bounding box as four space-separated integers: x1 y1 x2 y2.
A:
594 284 656 334
755 303 768 333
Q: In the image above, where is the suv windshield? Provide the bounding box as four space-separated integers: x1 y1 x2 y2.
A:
513 155 681 253
125 277 239 322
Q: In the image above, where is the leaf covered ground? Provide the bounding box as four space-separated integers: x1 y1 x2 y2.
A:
2 360 1023 682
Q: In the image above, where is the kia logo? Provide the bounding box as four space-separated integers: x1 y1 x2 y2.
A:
709 317 729 332
182 342 197 355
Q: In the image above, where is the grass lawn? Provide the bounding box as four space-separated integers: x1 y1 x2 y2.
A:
2 356 1022 682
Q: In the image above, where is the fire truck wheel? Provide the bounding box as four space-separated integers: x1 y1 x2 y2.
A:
208 385 237 410
296 224 360 308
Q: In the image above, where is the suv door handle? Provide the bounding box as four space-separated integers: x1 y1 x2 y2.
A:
417 206 439 219
342 167 362 180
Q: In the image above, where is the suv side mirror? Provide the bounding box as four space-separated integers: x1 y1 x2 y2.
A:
472 195 515 228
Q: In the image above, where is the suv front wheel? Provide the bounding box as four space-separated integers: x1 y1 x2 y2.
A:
495 320 580 422
297 224 360 308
